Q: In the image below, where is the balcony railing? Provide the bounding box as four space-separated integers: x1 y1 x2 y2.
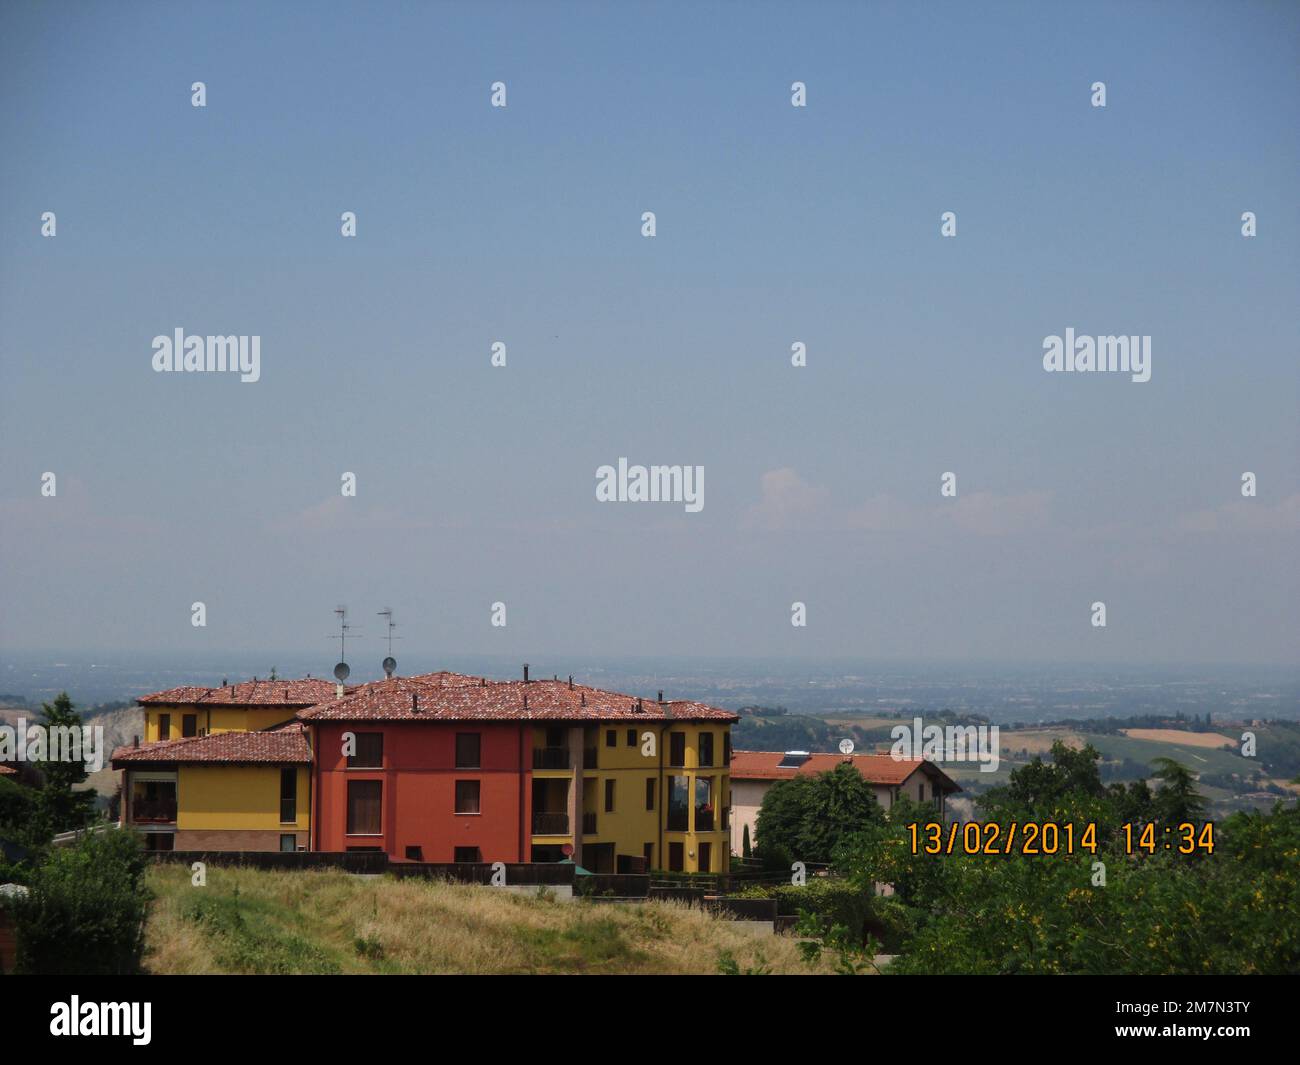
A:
532 812 569 835
582 812 597 835
132 798 177 823
667 809 689 832
532 747 571 770
695 808 714 831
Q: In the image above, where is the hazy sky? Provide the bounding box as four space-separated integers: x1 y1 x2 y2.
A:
1 1 1297 666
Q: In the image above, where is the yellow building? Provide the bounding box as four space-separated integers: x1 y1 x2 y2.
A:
530 718 733 873
112 723 311 851
113 678 333 851
137 677 337 742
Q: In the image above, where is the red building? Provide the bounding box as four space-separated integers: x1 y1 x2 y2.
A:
312 717 532 862
302 670 737 871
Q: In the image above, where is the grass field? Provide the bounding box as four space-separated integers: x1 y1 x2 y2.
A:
142 864 832 975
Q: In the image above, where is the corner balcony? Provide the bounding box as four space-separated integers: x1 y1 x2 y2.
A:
532 812 570 836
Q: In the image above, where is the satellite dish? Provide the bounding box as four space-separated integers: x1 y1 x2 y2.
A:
382 656 396 678
839 738 855 755
333 662 351 682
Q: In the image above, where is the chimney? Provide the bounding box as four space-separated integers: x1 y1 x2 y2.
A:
335 682 345 699
523 692 528 710
568 675 573 690
523 663 530 683
411 692 420 713
580 692 586 707
132 735 139 748
636 698 643 713
657 690 664 703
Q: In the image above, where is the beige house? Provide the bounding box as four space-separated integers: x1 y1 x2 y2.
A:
729 750 960 856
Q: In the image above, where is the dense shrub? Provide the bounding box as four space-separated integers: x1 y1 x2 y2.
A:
15 829 150 974
735 878 877 945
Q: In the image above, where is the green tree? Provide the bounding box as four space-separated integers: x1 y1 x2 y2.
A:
1150 757 1206 825
741 823 752 859
33 692 98 836
755 762 886 865
983 741 1106 817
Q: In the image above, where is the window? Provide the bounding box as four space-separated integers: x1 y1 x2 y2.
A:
667 775 689 831
157 714 170 739
695 777 714 831
698 842 712 873
643 843 654 867
454 847 482 863
349 732 383 768
918 783 926 802
668 842 684 872
405 845 423 861
626 728 637 746
699 732 714 767
605 729 617 748
182 714 197 738
455 780 481 814
669 731 686 767
723 733 731 766
279 834 297 853
604 778 615 813
456 732 481 769
346 780 382 835
280 767 297 823
645 777 655 810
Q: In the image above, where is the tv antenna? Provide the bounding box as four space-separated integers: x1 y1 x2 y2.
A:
377 607 402 677
329 605 359 682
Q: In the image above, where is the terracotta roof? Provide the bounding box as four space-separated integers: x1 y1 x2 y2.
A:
730 750 960 791
111 722 311 766
298 674 737 724
0 764 17 776
138 678 338 708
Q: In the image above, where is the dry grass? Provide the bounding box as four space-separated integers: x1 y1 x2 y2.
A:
1120 728 1235 749
143 864 831 975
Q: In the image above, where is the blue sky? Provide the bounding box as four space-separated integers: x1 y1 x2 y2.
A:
1 0 1297 665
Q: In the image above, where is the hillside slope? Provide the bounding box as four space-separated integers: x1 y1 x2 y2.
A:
143 865 830 975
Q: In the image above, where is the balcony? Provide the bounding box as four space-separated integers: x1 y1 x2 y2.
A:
132 798 177 823
582 812 597 835
532 747 571 770
532 811 569 835
695 808 714 832
667 809 689 832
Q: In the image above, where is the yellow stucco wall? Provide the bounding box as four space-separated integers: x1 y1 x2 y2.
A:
532 721 731 872
145 705 297 742
176 765 309 832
